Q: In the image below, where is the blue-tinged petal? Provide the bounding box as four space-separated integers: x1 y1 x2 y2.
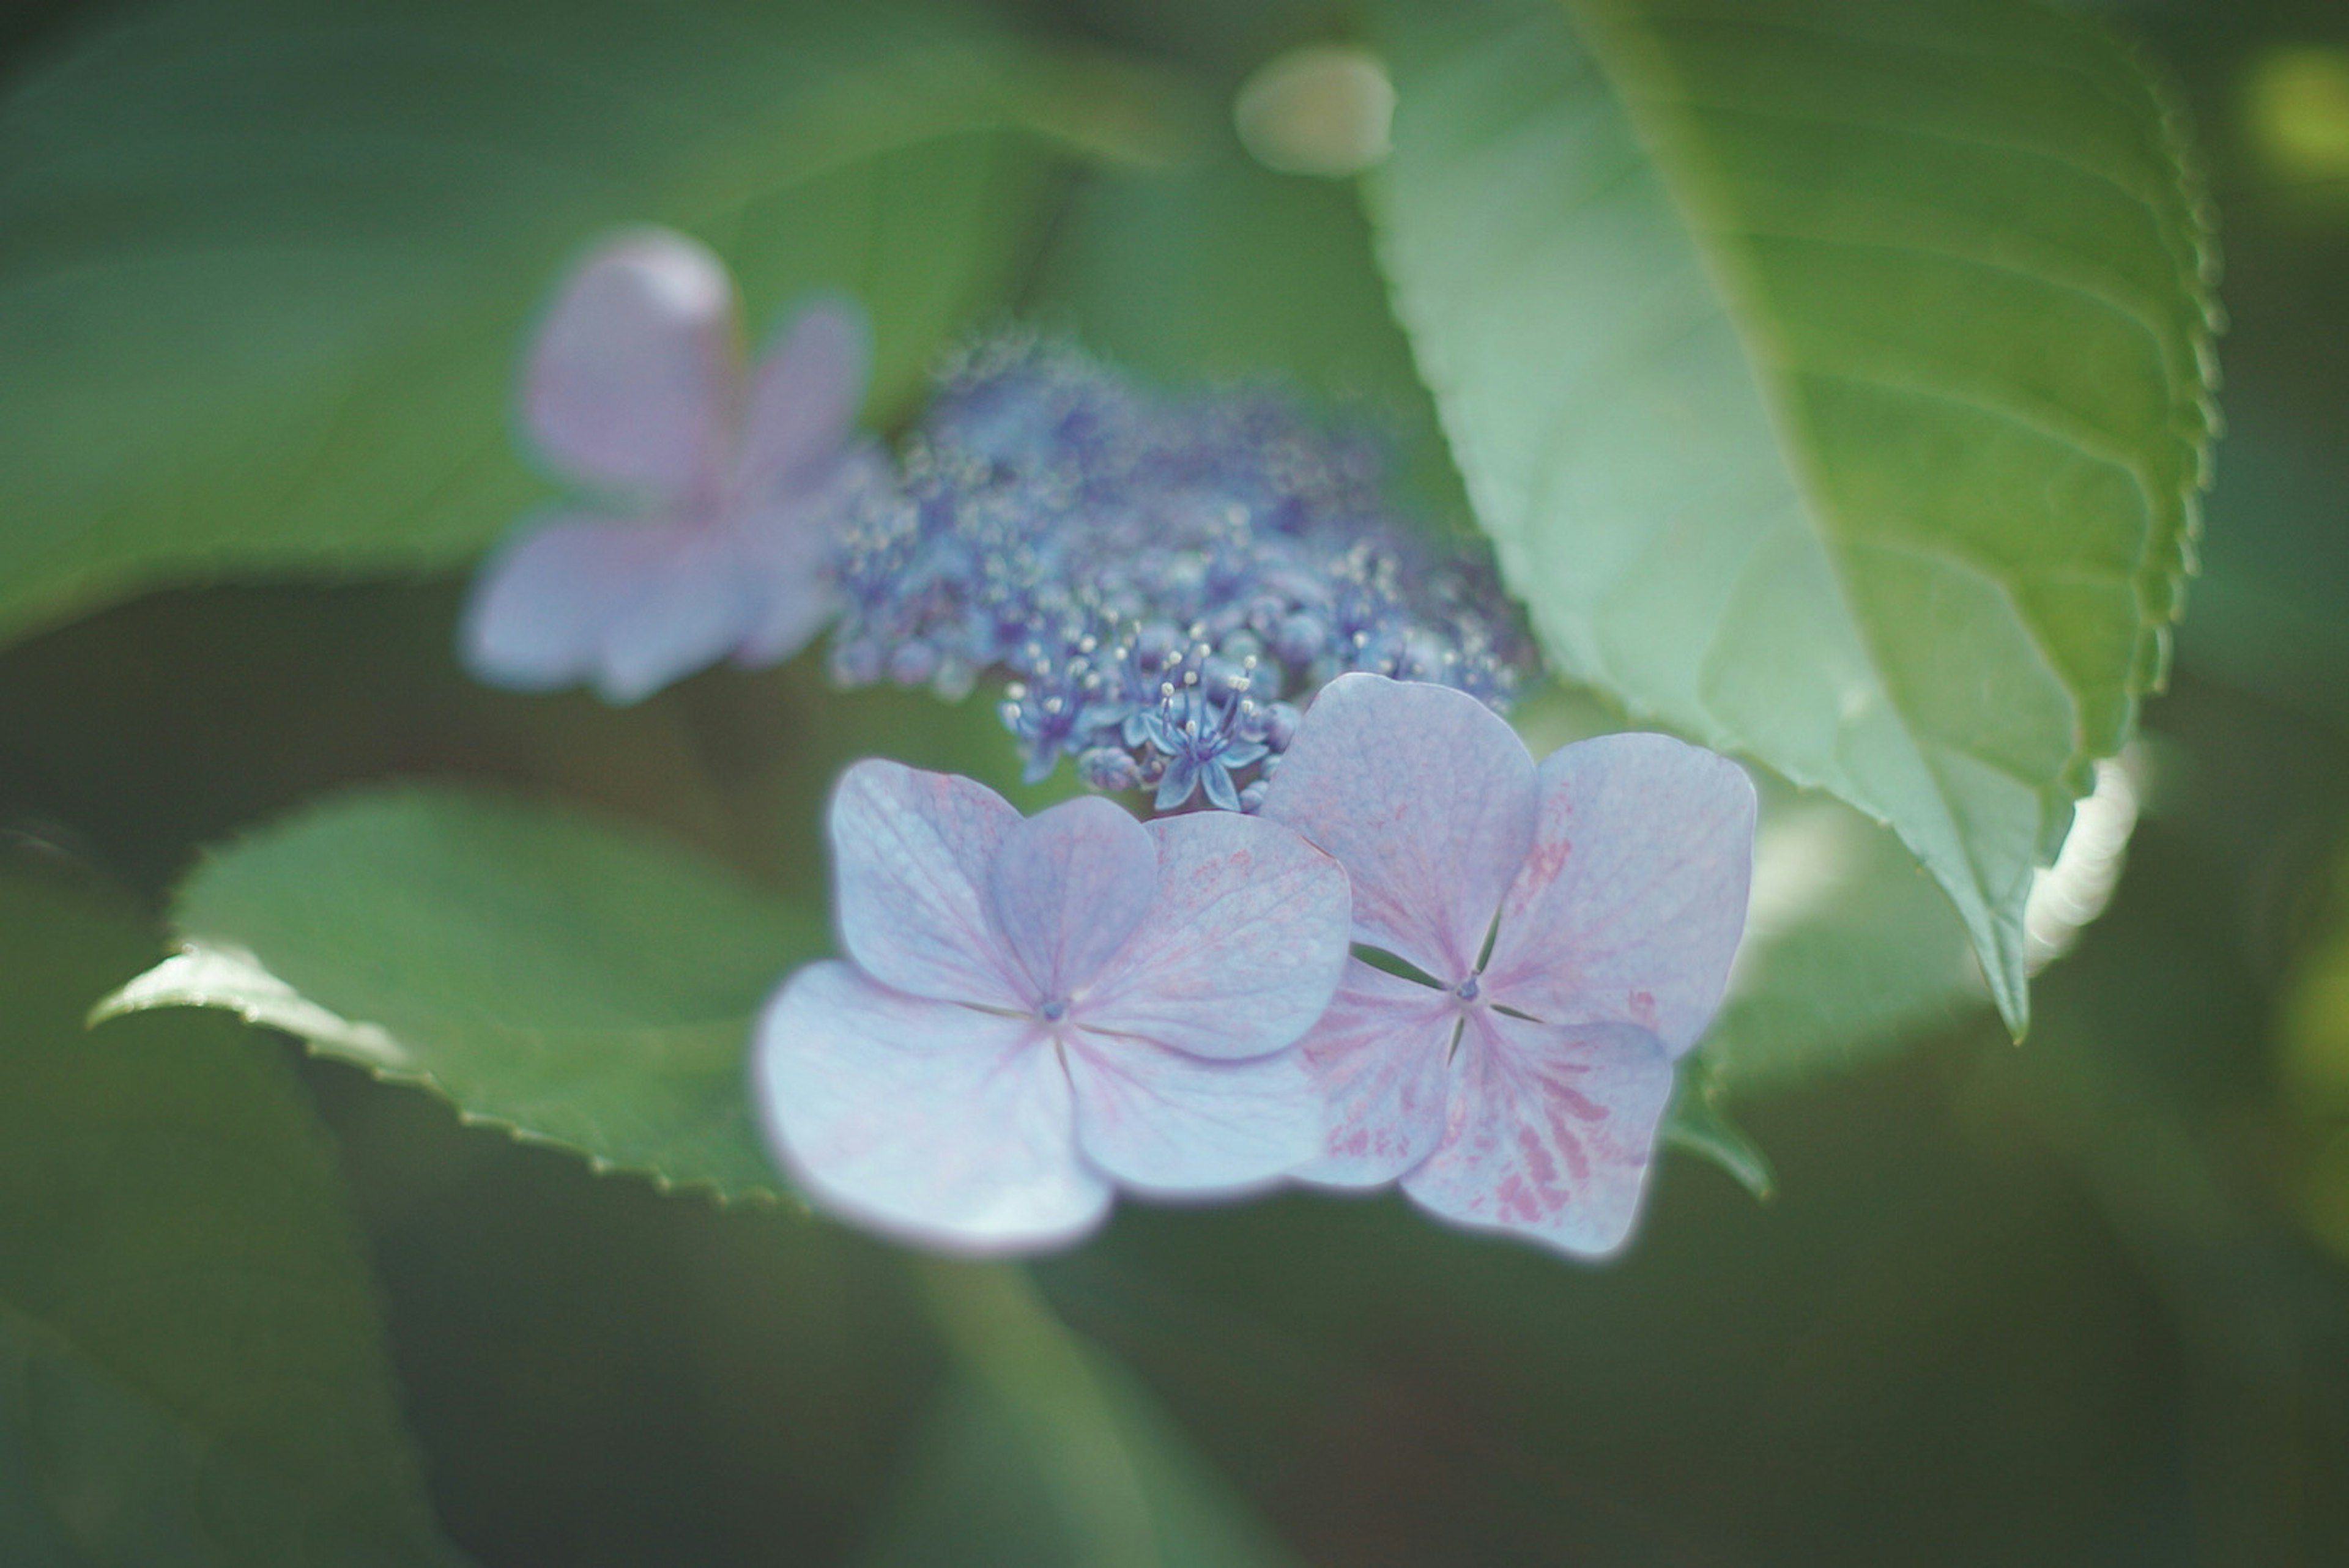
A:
987 797 1157 1000
1289 961 1457 1188
525 229 736 501
459 512 674 693
755 961 1109 1256
733 297 870 499
1259 674 1537 984
1481 733 1756 1055
1077 811 1349 1062
589 525 770 704
831 760 1028 1011
1200 758 1242 813
1399 1013 1673 1259
1154 756 1200 812
1063 1032 1321 1196
727 445 885 670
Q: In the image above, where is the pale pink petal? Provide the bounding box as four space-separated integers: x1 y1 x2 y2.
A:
1288 961 1458 1188
459 513 679 693
754 962 1108 1256
987 797 1159 1001
525 229 738 500
1399 1012 1674 1259
830 760 1028 1011
1076 810 1351 1062
733 297 871 498
1258 674 1537 983
1063 1030 1324 1196
587 525 770 704
724 445 886 670
725 566 835 673
1481 733 1756 1055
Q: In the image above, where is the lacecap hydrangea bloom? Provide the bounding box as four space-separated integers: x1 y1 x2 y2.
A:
825 336 1535 807
1258 675 1756 1256
462 229 879 703
754 758 1351 1254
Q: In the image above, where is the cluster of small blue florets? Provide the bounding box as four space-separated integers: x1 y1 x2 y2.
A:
827 335 1535 812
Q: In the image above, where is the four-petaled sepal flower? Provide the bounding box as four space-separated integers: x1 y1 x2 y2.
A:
1260 674 1756 1258
462 227 877 703
754 758 1353 1256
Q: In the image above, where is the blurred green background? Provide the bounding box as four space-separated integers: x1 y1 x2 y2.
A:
4 0 2349 1562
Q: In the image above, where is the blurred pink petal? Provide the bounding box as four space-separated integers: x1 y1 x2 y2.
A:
477 239 877 702
725 445 887 670
1483 734 1757 1054
1064 1032 1323 1195
1078 810 1351 1061
987 797 1159 1002
524 230 737 501
1289 961 1458 1188
754 961 1110 1256
1259 672 1537 981
735 298 872 499
458 513 681 693
829 760 1026 1011
586 525 772 704
1399 1015 1673 1258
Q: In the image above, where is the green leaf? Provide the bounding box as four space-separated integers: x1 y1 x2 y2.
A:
0 0 1138 648
103 786 823 1203
1661 1058 1776 1200
2 859 456 1565
1365 0 2218 1034
866 1262 1301 1568
1702 786 1986 1096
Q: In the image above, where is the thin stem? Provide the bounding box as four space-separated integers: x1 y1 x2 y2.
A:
909 1257 1162 1568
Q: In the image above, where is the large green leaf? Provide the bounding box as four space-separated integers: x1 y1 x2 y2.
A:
2 859 456 1565
102 786 823 1202
1365 0 2217 1033
0 0 1146 648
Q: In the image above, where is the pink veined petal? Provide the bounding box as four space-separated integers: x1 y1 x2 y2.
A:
1481 733 1757 1056
1258 674 1537 983
986 797 1159 1002
829 760 1030 1011
1077 810 1351 1062
525 229 738 501
458 512 680 693
1063 1029 1324 1196
754 962 1110 1256
1288 961 1458 1189
733 297 872 500
588 524 771 704
1399 1011 1674 1259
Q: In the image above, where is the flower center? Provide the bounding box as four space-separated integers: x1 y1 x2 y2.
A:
1039 998 1069 1023
1453 974 1481 1004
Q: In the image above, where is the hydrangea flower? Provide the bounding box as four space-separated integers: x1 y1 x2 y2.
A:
462 228 877 703
1259 675 1756 1257
754 758 1352 1254
826 336 1534 800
